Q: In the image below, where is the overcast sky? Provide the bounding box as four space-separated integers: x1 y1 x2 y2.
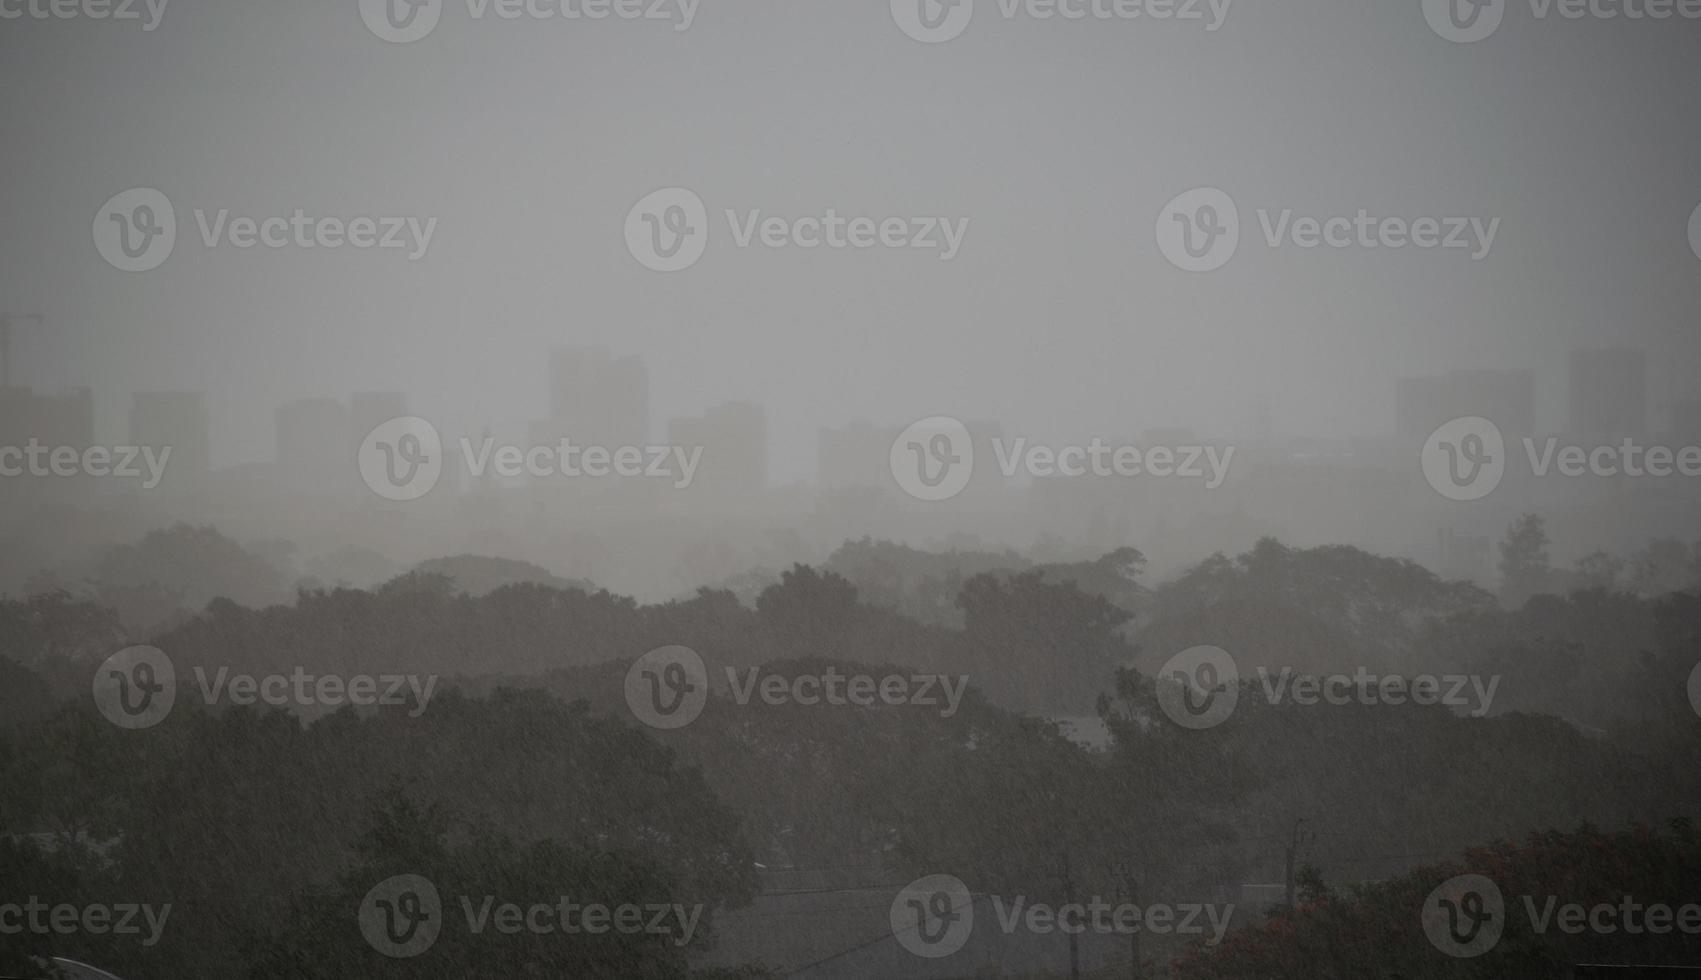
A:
2 0 1698 482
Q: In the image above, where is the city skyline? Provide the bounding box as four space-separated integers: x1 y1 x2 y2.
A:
1 341 1691 486
7 2 1701 493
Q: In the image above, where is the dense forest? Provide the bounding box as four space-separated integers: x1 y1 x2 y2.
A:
2 522 1700 977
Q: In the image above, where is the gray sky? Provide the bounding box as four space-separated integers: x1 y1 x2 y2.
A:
3 0 1698 483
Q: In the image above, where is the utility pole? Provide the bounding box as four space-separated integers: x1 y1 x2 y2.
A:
0 313 45 389
1114 861 1143 980
1283 818 1317 912
1060 850 1081 980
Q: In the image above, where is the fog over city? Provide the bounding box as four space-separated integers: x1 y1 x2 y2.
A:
2 1 1700 978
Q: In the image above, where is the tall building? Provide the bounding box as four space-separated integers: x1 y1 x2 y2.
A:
276 397 349 488
1396 370 1535 438
129 391 210 491
547 347 648 447
669 402 767 498
1568 348 1645 439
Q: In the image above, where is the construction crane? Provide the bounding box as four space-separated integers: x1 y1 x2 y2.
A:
0 312 45 389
